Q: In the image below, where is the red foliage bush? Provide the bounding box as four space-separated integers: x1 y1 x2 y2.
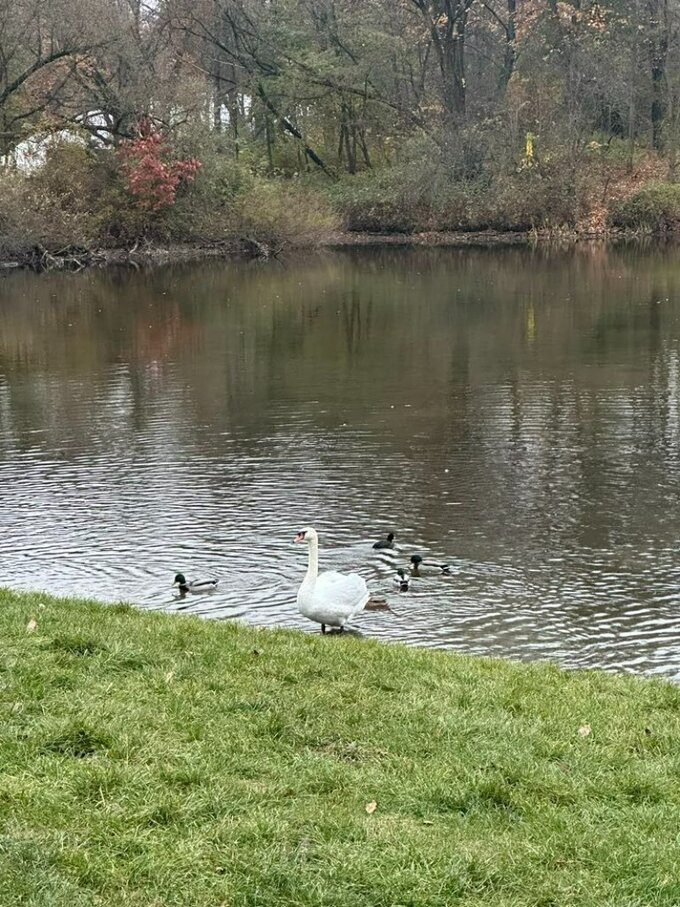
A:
118 131 201 212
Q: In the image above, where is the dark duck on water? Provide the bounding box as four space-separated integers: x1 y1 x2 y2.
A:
173 573 219 594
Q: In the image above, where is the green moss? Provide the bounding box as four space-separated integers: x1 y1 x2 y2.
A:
0 586 679 906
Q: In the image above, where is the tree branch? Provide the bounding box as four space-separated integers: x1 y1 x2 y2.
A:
0 47 74 109
256 81 336 178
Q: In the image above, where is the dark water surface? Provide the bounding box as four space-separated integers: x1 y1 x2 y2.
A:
2 245 680 677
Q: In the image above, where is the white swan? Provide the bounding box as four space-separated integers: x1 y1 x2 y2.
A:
294 526 369 633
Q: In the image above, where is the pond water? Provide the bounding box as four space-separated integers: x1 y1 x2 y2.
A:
2 244 680 678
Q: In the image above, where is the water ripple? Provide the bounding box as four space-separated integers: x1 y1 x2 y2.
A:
2 251 680 678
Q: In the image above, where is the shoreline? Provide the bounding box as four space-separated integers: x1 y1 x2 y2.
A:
0 228 651 275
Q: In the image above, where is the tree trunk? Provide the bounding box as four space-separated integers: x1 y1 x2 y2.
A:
442 17 467 119
412 0 470 123
629 2 638 172
647 0 668 151
499 0 516 90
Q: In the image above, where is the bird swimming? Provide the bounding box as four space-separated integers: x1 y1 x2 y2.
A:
173 573 219 593
373 532 396 550
394 568 410 592
409 555 452 576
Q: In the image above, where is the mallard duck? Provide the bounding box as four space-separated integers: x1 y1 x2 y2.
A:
409 555 452 577
394 568 410 592
295 527 369 633
173 573 219 594
373 532 396 550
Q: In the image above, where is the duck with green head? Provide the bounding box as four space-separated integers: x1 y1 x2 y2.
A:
173 573 219 594
409 555 452 577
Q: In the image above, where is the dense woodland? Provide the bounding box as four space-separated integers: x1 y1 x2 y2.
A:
2 0 680 257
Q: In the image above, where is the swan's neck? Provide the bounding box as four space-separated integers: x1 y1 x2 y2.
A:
302 536 319 588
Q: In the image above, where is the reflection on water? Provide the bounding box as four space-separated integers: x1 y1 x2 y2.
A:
2 244 680 677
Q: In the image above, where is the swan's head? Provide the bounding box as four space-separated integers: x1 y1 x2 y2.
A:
294 527 318 544
173 573 187 586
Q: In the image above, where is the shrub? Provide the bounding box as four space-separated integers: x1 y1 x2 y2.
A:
0 141 115 253
328 171 424 232
0 172 33 257
489 167 578 231
117 131 201 212
328 163 578 234
232 178 340 248
608 182 680 231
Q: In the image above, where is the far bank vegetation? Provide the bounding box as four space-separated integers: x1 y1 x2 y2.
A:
2 0 680 264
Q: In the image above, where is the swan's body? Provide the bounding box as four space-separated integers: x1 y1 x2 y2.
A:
295 527 369 632
409 555 452 577
373 532 396 550
173 573 219 594
394 568 410 592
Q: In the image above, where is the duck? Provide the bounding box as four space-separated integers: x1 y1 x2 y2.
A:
373 532 396 550
394 568 410 592
295 526 369 633
409 555 452 577
173 573 219 594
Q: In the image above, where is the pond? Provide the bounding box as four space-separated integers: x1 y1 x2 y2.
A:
2 244 680 678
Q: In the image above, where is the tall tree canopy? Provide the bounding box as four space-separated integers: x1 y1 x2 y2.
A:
1 0 679 173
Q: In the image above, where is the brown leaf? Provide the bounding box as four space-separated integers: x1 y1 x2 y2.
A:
365 800 377 814
26 619 37 633
578 724 592 737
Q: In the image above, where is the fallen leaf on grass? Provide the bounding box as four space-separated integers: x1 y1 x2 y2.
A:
365 800 377 814
26 619 37 633
578 724 592 737
423 819 434 826
164 671 175 683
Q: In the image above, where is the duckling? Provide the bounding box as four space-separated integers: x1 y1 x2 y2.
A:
394 568 410 592
409 555 452 577
173 573 219 594
373 532 396 550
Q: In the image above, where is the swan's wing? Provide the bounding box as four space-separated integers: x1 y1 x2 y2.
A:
316 570 369 614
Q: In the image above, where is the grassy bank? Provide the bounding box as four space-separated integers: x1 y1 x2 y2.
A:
1 588 680 906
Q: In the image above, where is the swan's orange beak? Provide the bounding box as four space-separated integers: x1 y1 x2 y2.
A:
294 531 305 543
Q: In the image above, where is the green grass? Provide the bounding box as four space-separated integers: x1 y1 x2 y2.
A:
1 588 680 906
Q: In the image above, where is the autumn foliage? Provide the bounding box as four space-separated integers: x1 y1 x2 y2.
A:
117 131 201 212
